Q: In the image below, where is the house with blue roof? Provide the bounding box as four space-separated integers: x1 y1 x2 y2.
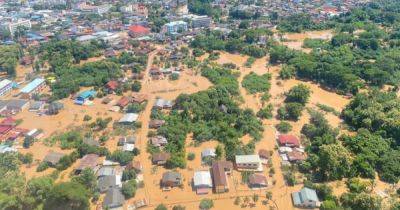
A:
20 78 46 96
292 187 320 208
74 90 97 105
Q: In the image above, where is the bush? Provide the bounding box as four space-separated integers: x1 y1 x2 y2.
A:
155 204 168 210
187 152 195 161
37 161 50 172
199 198 214 210
172 205 186 210
275 121 292 133
242 72 271 94
170 73 180 80
279 65 295 80
121 180 137 198
257 104 273 119
107 150 134 166
131 81 142 92
83 115 92 121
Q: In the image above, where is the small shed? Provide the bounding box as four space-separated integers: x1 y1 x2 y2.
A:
118 113 139 124
249 173 268 189
161 171 182 188
43 152 64 166
103 188 125 210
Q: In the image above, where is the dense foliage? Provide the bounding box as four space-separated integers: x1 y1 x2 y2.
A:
241 72 271 94
0 44 20 77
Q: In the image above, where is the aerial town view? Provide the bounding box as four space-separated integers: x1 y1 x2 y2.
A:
0 0 399 209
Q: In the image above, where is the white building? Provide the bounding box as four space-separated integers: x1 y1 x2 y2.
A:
235 155 263 171
193 171 212 194
164 21 188 34
0 79 13 96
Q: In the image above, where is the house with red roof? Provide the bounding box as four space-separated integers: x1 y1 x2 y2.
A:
105 81 119 93
128 25 151 38
277 134 300 148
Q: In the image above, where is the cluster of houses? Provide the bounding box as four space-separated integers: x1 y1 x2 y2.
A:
277 134 306 165
42 149 145 210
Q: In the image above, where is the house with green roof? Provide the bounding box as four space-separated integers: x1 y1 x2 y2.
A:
292 187 320 208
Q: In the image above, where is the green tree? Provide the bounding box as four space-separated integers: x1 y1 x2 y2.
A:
44 182 89 210
121 180 137 198
199 198 214 210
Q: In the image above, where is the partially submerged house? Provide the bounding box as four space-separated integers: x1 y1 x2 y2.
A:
105 81 119 93
235 155 263 171
148 119 165 129
118 113 139 124
248 173 268 189
258 149 270 165
161 171 182 188
153 98 173 109
74 90 96 105
98 175 122 193
103 188 125 210
150 135 168 147
193 170 212 194
278 134 300 148
292 187 320 208
211 161 233 193
20 78 46 97
43 152 64 167
152 152 171 165
75 154 99 174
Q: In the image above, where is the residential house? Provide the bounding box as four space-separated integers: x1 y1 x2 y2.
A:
148 119 165 129
161 171 182 188
116 96 130 108
258 149 270 165
127 161 143 173
193 170 212 194
97 166 117 177
6 99 29 112
128 25 151 38
287 150 306 163
105 81 119 93
118 113 139 124
211 161 233 193
131 93 147 104
248 173 268 189
0 79 13 96
152 152 171 165
98 175 122 193
150 135 168 147
74 90 96 105
292 187 320 208
29 101 45 112
278 134 300 148
201 148 216 159
153 98 173 109
103 188 125 210
235 155 263 171
20 78 46 97
43 152 64 167
75 154 99 174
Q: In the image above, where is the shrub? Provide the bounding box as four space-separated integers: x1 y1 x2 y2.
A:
187 152 195 161
121 180 137 198
199 198 214 210
275 121 292 133
131 81 142 92
257 104 273 119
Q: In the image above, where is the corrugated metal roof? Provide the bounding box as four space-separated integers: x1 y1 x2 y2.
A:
20 78 45 94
